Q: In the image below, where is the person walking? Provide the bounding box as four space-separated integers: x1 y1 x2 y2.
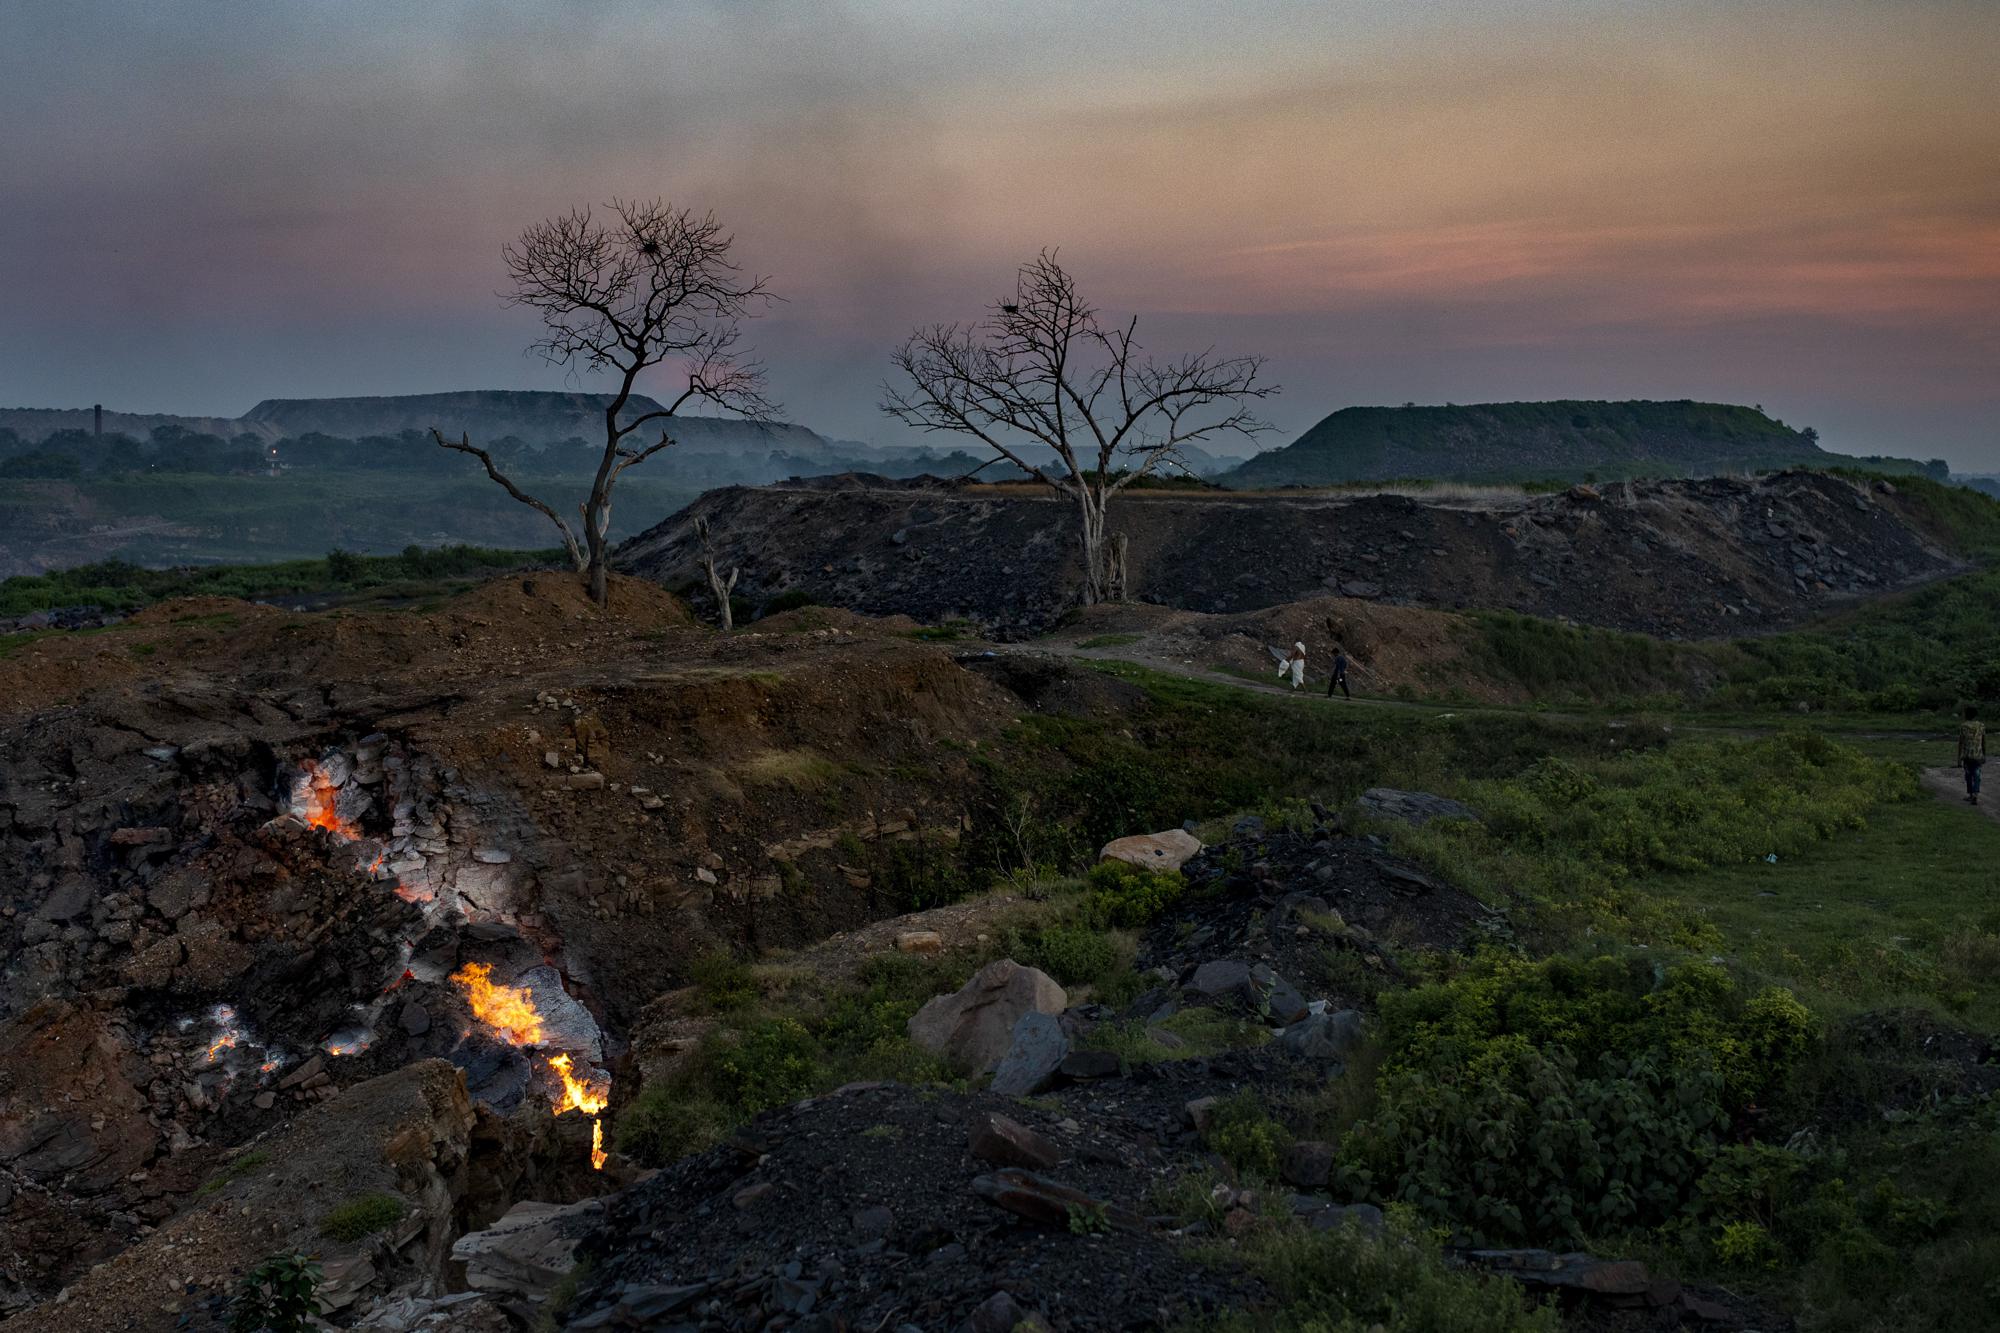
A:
1959 705 1986 804
1276 641 1307 690
1326 643 1351 700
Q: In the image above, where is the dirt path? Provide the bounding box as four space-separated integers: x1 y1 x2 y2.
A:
1920 765 2000 823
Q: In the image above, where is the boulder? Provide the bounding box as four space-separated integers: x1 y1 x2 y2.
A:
1098 828 1203 874
1308 1202 1385 1236
1355 788 1479 826
970 1168 1147 1233
968 1112 1061 1170
1184 959 1308 1023
1279 1140 1336 1189
908 960 1066 1076
894 930 943 955
1057 1049 1121 1081
1278 1009 1365 1062
988 1012 1069 1096
451 1197 603 1300
1457 1249 1651 1296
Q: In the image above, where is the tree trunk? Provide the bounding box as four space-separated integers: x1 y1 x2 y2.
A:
1076 488 1109 606
584 499 610 606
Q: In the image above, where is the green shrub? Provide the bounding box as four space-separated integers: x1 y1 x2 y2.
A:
229 1252 322 1333
1339 1041 1724 1244
1209 1214 1561 1333
1203 1091 1294 1181
1080 860 1184 928
711 1016 823 1112
1014 924 1120 986
324 548 365 582
317 1192 406 1242
1338 952 1815 1244
686 950 758 1013
613 1088 734 1166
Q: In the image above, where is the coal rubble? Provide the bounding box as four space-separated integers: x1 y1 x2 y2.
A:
0 697 613 1317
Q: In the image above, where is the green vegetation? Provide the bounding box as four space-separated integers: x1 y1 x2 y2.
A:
1455 610 1707 705
0 545 561 616
195 1148 272 1198
1387 733 1911 944
967 662 1672 876
1713 566 2000 714
617 951 971 1166
1077 632 1144 649
1203 1216 1561 1333
316 1192 407 1242
1222 399 1935 489
1660 793 2000 1028
228 1253 322 1333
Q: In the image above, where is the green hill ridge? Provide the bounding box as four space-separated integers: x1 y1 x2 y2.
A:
1222 398 1920 488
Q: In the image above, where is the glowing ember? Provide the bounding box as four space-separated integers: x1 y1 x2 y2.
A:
323 1027 373 1057
204 1004 246 1064
450 962 545 1045
292 760 357 839
549 1054 610 1171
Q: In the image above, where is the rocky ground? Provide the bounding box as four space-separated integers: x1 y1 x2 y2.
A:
0 576 1049 1326
615 471 1959 640
557 808 1773 1332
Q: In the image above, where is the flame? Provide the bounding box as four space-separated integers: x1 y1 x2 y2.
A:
326 1020 374 1056
450 962 545 1045
293 761 357 840
204 1004 244 1064
549 1054 607 1115
549 1054 609 1171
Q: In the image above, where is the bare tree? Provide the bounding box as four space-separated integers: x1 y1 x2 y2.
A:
882 251 1276 605
692 515 739 631
434 199 776 605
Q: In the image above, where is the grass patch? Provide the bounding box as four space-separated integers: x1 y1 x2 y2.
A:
317 1192 406 1242
0 545 561 616
1202 1214 1560 1333
1661 792 2000 1030
194 1147 271 1197
1076 632 1144 649
737 748 844 790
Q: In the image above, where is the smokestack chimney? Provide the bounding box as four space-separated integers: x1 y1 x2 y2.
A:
94 404 103 438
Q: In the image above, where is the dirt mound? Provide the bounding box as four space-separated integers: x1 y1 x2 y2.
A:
618 471 1961 640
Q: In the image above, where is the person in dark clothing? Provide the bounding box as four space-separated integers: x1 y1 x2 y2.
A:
1959 705 1986 803
1326 644 1351 700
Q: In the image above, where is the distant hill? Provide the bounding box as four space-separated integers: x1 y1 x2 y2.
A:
1 391 830 453
1224 400 1847 488
0 405 256 444
242 390 829 452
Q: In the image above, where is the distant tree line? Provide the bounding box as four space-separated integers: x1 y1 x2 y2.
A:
0 420 997 487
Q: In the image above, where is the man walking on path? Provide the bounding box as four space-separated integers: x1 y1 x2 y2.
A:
1959 705 1986 803
1326 644 1352 700
1276 641 1307 690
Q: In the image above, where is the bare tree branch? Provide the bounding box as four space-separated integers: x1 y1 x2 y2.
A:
881 250 1278 604
428 429 585 572
443 198 779 604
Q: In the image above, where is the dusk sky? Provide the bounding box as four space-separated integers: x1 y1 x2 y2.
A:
3 1 1995 463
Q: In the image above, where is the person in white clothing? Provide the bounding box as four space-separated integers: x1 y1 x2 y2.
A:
1276 640 1307 689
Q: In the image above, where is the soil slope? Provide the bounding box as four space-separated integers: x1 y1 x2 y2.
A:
617 471 1957 640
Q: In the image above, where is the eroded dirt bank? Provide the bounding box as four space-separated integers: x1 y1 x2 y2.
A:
0 576 1036 1324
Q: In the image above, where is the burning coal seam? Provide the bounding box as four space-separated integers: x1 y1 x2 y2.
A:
251 734 613 1166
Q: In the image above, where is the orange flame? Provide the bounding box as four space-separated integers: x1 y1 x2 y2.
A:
450 962 545 1045
205 1031 238 1063
549 1054 609 1170
294 761 357 840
